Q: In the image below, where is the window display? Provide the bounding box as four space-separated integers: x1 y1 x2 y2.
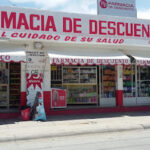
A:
62 66 98 104
63 67 97 84
80 68 97 83
64 85 97 104
100 66 116 98
123 65 136 97
63 67 79 83
138 66 150 97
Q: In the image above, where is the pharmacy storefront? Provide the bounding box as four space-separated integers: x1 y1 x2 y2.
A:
0 6 150 117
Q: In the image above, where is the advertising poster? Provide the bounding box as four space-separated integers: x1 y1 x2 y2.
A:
51 88 66 108
26 50 47 120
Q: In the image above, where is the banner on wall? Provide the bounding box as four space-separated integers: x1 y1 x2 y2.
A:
26 50 46 107
51 88 66 108
0 6 150 47
97 0 137 17
26 50 47 120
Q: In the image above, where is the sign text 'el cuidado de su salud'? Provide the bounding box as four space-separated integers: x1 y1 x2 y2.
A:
0 6 150 46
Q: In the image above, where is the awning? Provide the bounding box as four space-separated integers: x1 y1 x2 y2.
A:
127 51 150 66
134 56 150 66
0 46 26 63
48 48 130 66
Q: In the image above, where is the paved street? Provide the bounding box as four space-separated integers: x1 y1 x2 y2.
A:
1 129 150 150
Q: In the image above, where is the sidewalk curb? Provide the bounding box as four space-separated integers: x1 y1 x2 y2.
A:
0 124 150 143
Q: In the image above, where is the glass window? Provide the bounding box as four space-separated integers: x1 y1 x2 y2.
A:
80 68 97 84
62 66 98 105
100 66 116 98
137 66 150 97
63 67 79 83
123 65 136 97
63 85 97 104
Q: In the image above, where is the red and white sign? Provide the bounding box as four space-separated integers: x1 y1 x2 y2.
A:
51 58 130 65
51 88 66 108
97 0 137 18
1 6 150 47
0 55 25 62
26 73 43 89
0 52 25 63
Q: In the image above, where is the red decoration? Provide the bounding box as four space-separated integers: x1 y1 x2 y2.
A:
26 73 43 89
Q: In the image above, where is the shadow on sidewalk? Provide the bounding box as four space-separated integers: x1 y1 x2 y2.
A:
0 118 20 126
46 111 150 122
1 111 150 125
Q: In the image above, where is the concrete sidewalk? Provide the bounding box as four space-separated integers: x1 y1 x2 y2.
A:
1 111 150 142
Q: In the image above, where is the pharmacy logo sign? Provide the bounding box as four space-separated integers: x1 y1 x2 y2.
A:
100 0 108 9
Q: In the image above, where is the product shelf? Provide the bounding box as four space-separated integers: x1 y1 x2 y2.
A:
101 66 116 98
62 66 98 105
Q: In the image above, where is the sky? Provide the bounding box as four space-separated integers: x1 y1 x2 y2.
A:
0 0 150 19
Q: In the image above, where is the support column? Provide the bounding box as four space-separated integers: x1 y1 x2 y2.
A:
20 62 27 107
43 55 51 113
25 43 47 120
26 44 46 107
116 65 123 107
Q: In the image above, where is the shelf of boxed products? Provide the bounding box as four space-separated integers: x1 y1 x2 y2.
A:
9 63 21 107
80 68 97 83
102 66 116 98
0 84 8 107
63 67 97 84
65 85 98 104
123 66 136 97
102 75 115 81
63 67 79 83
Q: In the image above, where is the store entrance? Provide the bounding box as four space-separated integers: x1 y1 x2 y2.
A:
0 62 21 111
123 64 150 106
137 66 150 105
99 66 116 107
123 64 136 106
